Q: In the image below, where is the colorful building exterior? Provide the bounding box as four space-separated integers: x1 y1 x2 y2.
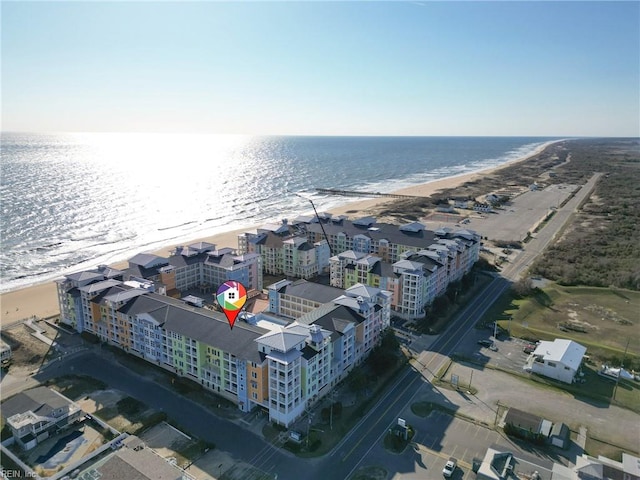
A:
238 222 330 279
328 228 479 319
56 268 392 427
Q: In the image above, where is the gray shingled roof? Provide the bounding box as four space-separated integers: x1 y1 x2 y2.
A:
89 445 183 480
280 279 344 304
345 283 384 300
1 387 71 420
256 329 307 352
119 293 268 363
79 279 122 294
128 253 168 268
300 304 364 341
66 271 105 283
168 252 208 268
306 220 438 249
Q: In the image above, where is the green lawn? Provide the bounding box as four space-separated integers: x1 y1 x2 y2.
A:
481 284 640 368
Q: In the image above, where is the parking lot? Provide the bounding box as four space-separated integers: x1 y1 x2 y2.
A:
360 408 520 480
414 410 503 467
469 184 578 242
451 322 535 374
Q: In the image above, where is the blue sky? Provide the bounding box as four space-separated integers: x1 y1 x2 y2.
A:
2 1 638 136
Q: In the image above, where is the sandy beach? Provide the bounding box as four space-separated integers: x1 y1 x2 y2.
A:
0 141 558 327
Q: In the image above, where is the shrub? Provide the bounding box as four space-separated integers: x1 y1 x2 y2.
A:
116 397 144 416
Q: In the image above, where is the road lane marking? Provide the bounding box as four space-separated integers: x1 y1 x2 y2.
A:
342 277 511 468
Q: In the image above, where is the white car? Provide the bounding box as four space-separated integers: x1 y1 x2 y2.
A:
443 458 457 477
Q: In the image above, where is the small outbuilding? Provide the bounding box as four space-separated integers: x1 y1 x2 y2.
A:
549 422 570 449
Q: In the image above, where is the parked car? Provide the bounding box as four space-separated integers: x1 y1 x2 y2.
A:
477 339 493 347
443 458 457 477
523 343 537 354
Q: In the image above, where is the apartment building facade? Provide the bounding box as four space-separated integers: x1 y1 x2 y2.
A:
56 268 393 427
328 227 478 318
168 243 262 293
238 223 330 279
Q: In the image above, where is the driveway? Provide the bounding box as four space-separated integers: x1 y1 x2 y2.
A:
411 360 638 452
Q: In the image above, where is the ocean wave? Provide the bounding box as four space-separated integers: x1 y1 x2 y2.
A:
1 134 560 293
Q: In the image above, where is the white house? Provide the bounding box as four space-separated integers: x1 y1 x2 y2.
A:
525 339 586 384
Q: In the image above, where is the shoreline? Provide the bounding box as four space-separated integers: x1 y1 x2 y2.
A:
0 140 561 327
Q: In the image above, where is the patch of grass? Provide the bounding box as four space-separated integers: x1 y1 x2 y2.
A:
585 436 636 460
45 375 107 400
482 284 640 366
116 397 144 416
433 377 478 396
411 401 458 418
411 401 435 417
176 439 214 461
435 359 453 380
383 426 415 454
261 423 281 442
348 466 388 480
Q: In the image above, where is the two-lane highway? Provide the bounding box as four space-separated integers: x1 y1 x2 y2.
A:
317 275 511 480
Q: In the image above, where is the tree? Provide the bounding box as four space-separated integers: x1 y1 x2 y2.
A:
512 278 534 297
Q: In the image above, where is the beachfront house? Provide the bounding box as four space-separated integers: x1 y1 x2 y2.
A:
1 387 83 450
72 435 191 480
524 339 586 384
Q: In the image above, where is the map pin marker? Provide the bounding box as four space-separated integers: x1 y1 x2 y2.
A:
216 281 247 329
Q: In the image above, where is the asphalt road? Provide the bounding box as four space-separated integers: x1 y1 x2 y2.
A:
17 275 507 480
30 352 309 480
4 173 604 479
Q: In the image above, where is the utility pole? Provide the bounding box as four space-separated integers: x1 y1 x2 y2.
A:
612 338 630 401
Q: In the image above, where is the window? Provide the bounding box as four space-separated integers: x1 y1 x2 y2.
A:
547 362 556 368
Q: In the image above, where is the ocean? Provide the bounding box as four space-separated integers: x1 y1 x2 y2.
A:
0 133 559 293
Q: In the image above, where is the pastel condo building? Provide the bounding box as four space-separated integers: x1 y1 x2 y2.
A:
55 216 479 426
240 215 480 319
57 254 391 427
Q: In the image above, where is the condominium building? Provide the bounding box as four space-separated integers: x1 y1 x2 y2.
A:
58 243 263 332
238 222 330 278
304 217 443 262
267 279 345 319
328 227 478 319
168 243 262 293
239 217 479 292
56 269 392 427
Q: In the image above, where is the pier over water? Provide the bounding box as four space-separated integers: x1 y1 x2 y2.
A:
316 188 426 199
